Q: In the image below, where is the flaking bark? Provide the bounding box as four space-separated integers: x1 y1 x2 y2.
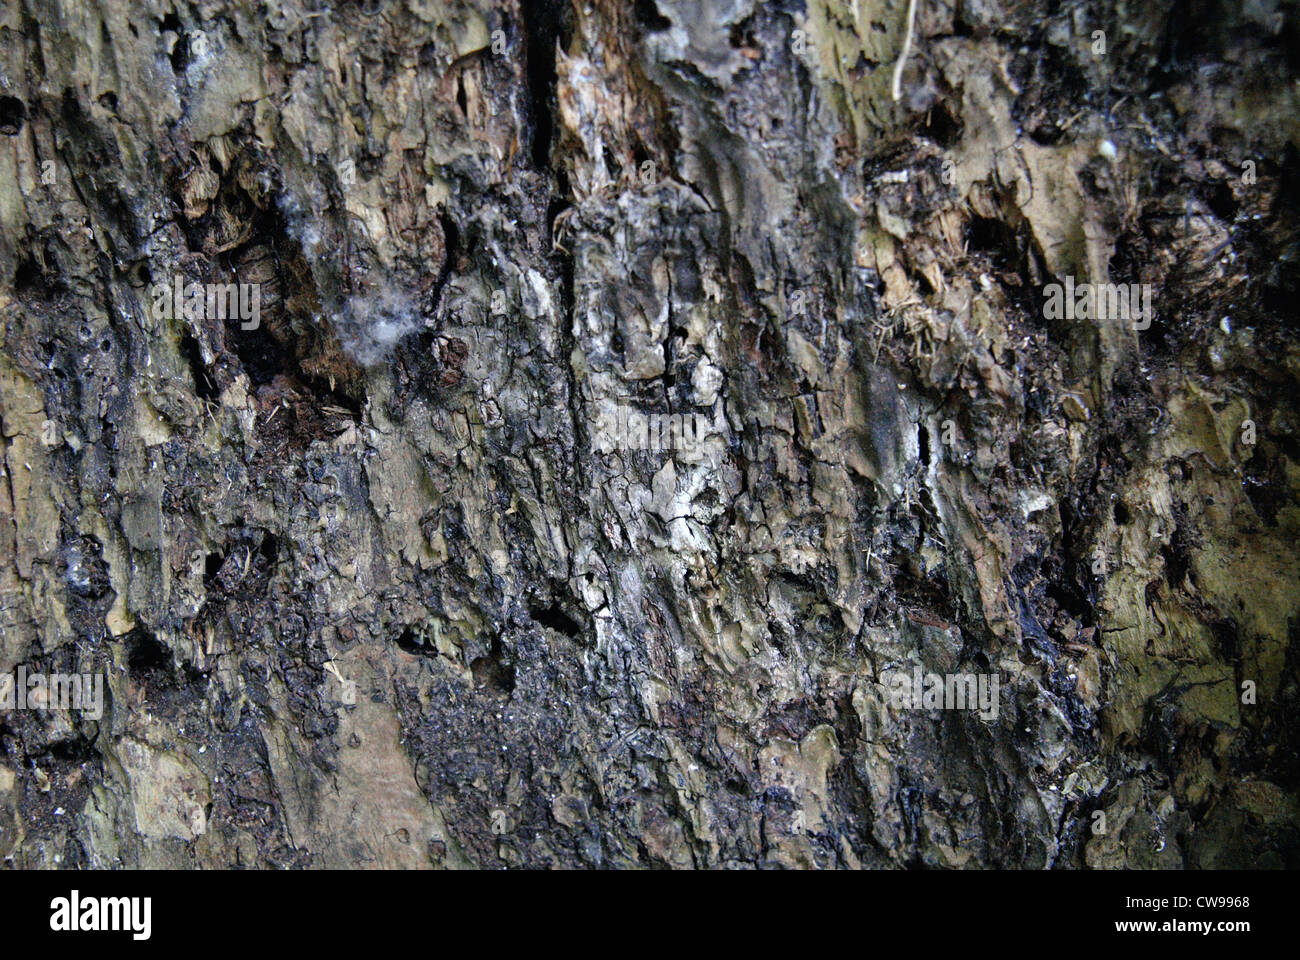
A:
0 0 1297 868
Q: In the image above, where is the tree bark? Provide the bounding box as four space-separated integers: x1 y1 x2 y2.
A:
0 0 1297 868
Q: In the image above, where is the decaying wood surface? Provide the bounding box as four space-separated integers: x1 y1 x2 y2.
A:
0 0 1297 867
